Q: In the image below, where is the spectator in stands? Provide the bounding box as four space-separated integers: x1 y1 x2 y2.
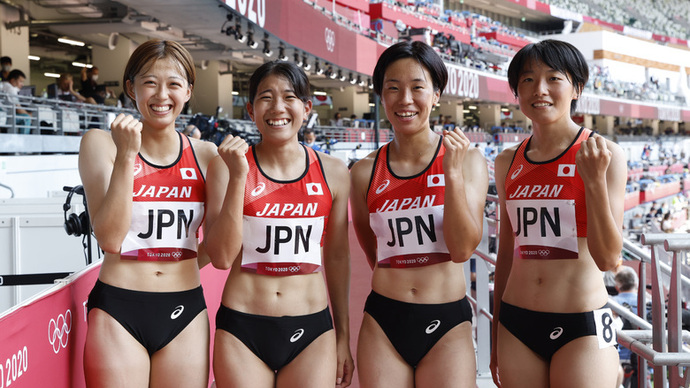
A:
0 56 11 81
182 123 201 139
302 128 324 152
79 39 217 388
205 60 354 388
49 73 96 104
351 40 487 387
491 39 626 388
80 66 114 105
0 69 32 134
662 212 673 233
613 265 640 387
331 111 344 127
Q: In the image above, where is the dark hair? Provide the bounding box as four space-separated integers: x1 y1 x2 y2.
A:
507 39 588 114
372 41 447 96
122 39 195 106
0 56 11 65
248 61 310 104
7 69 25 81
303 128 315 135
614 266 638 292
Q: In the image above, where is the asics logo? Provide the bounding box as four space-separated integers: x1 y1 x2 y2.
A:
290 328 305 343
425 320 441 334
510 164 524 180
133 163 142 176
251 182 266 196
550 327 564 340
171 305 184 320
375 180 390 194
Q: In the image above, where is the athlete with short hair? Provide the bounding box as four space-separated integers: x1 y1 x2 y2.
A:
80 39 218 387
205 60 354 387
350 41 488 388
490 39 627 388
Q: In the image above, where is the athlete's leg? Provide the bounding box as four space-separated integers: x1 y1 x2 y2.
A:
415 321 476 388
276 330 336 388
83 308 151 387
212 329 275 388
550 336 619 388
150 310 210 388
356 314 414 388
496 323 549 388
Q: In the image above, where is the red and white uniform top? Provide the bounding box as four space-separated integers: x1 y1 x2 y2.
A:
367 138 450 268
121 133 205 261
505 127 592 261
241 145 332 276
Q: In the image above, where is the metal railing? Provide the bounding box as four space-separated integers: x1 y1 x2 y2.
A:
0 92 191 137
471 194 690 387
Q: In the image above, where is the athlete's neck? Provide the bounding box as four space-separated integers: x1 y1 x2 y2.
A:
254 141 306 181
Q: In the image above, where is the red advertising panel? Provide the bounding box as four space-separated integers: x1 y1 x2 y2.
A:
0 262 228 388
370 2 470 44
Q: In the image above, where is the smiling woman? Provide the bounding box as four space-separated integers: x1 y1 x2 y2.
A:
204 60 354 388
78 39 218 388
350 40 488 388
491 39 627 388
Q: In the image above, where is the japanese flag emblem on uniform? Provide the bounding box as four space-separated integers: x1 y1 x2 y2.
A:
427 174 445 187
180 168 197 180
557 164 576 177
306 183 323 195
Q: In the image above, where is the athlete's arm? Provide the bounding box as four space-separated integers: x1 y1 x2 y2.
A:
349 154 378 270
204 135 248 269
190 139 218 269
78 114 141 254
576 136 626 271
321 154 355 387
442 129 488 263
490 147 517 388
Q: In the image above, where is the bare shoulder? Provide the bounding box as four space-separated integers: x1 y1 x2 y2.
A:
318 152 349 190
494 143 519 169
189 138 218 160
189 138 218 174
79 129 115 156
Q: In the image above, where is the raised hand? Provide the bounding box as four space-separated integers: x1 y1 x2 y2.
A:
110 113 142 159
442 127 471 176
576 135 611 183
217 134 249 177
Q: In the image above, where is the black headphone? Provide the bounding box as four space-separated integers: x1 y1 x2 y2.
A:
63 185 89 237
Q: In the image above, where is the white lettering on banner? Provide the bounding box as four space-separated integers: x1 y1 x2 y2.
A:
576 95 600 115
658 107 681 122
446 65 479 99
325 28 336 52
223 0 266 28
48 309 72 354
1 346 29 387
